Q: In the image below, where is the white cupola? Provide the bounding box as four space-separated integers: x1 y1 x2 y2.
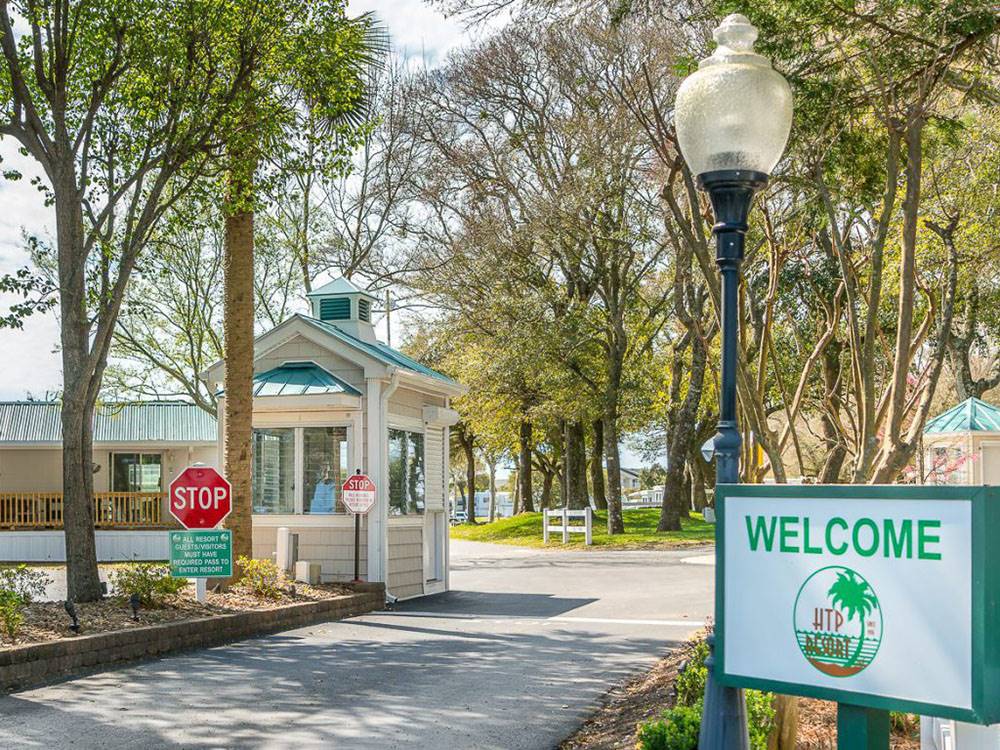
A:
306 277 379 343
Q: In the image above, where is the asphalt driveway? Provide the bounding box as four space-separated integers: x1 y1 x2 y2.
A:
0 540 713 749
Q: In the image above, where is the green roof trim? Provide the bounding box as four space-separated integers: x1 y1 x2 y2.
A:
924 397 1000 434
0 401 217 444
251 361 362 397
303 316 459 385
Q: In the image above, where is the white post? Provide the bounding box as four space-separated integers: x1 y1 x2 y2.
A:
562 508 569 543
195 577 207 602
543 509 550 543
585 507 593 546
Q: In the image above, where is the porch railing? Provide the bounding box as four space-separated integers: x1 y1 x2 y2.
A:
0 492 170 530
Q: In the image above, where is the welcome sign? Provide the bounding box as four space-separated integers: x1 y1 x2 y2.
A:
716 485 1000 724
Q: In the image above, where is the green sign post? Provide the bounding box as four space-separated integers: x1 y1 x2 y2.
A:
716 484 1000 748
169 529 233 578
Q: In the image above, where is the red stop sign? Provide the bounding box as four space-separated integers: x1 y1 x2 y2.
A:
170 466 232 529
342 473 376 514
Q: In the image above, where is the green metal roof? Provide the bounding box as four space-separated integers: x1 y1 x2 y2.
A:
303 316 459 385
306 277 378 300
251 361 362 397
0 401 217 444
924 397 1000 434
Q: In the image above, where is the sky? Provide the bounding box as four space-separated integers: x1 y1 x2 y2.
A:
0 1 649 469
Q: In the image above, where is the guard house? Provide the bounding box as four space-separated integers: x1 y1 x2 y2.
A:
204 278 463 600
922 397 1000 485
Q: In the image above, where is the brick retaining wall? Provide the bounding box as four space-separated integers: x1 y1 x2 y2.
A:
0 583 385 693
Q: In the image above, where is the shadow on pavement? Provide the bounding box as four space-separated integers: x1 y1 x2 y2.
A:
0 618 681 749
393 590 596 617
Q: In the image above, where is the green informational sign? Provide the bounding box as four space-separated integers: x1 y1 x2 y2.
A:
716 484 1000 725
169 529 232 578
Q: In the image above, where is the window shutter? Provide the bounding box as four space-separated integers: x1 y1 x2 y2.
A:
358 298 371 322
319 297 351 321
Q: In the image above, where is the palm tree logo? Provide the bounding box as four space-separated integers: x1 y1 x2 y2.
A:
793 566 883 677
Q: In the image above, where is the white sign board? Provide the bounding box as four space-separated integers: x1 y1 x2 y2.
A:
720 491 972 712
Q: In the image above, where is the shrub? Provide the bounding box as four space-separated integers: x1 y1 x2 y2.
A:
109 563 187 606
746 689 777 749
636 705 701 750
236 557 283 599
674 640 709 707
0 565 51 604
0 589 25 640
638 636 776 750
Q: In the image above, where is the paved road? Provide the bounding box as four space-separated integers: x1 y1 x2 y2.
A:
0 541 714 749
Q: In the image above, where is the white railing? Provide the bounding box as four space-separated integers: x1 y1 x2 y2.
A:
543 507 593 545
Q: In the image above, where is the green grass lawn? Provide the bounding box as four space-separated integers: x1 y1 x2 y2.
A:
450 507 715 549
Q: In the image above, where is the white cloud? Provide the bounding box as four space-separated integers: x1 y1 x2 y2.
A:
349 0 471 68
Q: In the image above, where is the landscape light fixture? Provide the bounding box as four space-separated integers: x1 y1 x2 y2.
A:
673 13 792 750
64 599 80 633
129 593 141 621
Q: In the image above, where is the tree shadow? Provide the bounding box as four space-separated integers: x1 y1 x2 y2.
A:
0 613 687 749
394 590 597 618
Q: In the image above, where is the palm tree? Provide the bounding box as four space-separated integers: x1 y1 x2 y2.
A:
222 6 386 575
828 570 878 667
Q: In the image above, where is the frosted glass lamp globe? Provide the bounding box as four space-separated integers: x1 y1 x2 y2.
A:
674 14 792 177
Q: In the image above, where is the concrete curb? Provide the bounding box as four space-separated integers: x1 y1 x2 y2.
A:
0 584 385 693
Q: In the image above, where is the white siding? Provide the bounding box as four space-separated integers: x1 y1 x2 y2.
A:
252 522 368 582
387 522 423 600
424 427 444 512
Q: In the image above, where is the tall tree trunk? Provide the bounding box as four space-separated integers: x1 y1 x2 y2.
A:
559 419 569 508
223 205 255 570
57 169 103 603
603 408 625 534
590 418 607 510
658 331 708 532
565 421 588 509
518 420 534 512
461 429 476 523
512 466 521 515
487 460 497 522
222 83 259 577
540 467 554 510
819 342 847 483
690 456 708 512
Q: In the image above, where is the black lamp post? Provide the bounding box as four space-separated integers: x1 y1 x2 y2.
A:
674 14 793 750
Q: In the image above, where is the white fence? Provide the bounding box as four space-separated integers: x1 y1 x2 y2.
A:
543 508 593 545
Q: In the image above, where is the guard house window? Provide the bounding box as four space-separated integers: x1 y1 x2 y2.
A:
111 453 162 493
252 426 351 514
252 428 295 513
303 427 349 513
389 429 425 515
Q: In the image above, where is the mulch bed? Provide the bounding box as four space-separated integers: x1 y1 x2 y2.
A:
561 636 920 750
0 581 355 651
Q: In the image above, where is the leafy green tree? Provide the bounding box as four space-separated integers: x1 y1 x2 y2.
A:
0 0 263 601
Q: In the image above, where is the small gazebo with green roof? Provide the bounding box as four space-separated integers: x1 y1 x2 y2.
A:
922 397 1000 485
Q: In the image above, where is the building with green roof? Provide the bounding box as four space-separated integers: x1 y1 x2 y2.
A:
204 278 465 601
0 400 218 563
922 397 1000 486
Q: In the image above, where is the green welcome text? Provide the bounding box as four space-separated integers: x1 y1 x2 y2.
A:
745 515 942 560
